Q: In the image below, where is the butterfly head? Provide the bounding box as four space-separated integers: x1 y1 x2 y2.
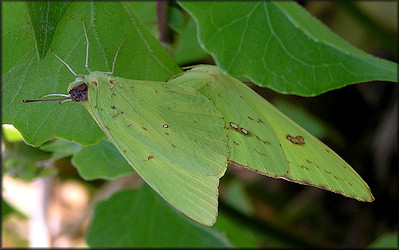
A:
67 76 89 102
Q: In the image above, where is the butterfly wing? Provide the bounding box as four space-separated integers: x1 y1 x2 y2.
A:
171 65 374 202
85 71 228 225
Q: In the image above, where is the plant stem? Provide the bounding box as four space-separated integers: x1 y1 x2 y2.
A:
157 1 173 45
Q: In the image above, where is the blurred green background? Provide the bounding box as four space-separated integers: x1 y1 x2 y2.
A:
2 1 397 248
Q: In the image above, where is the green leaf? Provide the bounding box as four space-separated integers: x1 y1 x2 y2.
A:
40 139 82 161
178 2 398 96
369 232 398 248
169 5 186 34
2 124 23 142
86 185 232 248
3 141 55 181
71 140 132 180
125 2 158 39
25 2 71 61
173 17 209 65
223 179 255 216
2 200 13 217
213 213 259 247
2 2 181 147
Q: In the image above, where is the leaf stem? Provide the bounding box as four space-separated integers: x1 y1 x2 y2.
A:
157 1 173 45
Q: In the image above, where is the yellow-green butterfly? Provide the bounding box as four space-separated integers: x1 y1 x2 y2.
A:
23 20 373 226
24 21 228 226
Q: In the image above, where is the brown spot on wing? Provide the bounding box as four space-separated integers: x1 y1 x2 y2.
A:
286 135 305 145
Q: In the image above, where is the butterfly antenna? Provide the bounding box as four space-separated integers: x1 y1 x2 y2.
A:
111 35 126 75
82 19 92 74
22 93 71 103
22 97 71 103
51 50 77 76
41 94 70 98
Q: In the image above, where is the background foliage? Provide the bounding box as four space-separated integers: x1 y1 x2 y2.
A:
2 1 397 247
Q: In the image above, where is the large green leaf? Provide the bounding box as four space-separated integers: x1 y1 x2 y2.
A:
71 140 132 180
86 186 232 247
25 2 71 61
2 2 181 147
178 2 397 96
